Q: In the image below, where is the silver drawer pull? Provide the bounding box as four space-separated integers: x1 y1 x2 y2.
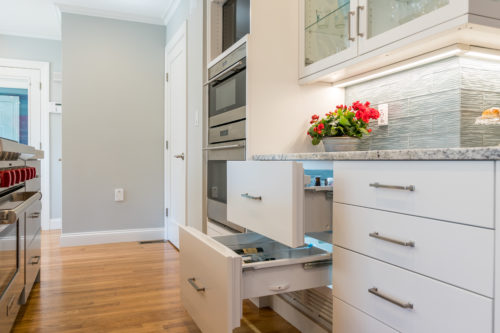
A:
187 278 205 292
368 287 413 309
29 212 41 219
241 193 262 201
303 259 332 270
369 182 415 191
369 232 415 247
31 255 41 265
348 11 355 41
174 153 185 160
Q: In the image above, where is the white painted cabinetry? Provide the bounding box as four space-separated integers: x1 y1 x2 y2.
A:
300 0 500 83
180 161 333 333
332 160 497 333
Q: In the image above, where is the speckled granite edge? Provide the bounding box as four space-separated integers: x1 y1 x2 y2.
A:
253 146 500 161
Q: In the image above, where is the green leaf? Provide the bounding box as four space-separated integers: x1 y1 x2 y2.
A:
339 116 350 127
360 128 369 134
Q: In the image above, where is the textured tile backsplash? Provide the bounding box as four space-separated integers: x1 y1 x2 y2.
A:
345 56 500 150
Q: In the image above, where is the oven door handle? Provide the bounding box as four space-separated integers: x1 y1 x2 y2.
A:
0 192 42 225
204 61 244 86
203 144 245 151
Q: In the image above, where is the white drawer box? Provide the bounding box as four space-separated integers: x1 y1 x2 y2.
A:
333 161 495 228
333 247 492 333
333 203 494 297
227 161 332 247
333 297 398 333
179 226 331 333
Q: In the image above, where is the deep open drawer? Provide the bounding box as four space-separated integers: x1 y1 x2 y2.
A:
179 225 331 333
227 161 332 247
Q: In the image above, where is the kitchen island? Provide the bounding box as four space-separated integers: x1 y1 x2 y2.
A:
253 146 500 333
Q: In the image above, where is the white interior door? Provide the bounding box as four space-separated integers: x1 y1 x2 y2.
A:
49 112 62 229
165 22 188 249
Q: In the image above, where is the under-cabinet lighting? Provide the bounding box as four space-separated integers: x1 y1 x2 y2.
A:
332 46 465 88
465 48 500 62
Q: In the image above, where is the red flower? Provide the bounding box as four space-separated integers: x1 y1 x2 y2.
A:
311 114 319 120
310 120 316 124
368 128 372 133
317 123 325 130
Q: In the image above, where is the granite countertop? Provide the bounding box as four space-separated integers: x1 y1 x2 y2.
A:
253 146 500 161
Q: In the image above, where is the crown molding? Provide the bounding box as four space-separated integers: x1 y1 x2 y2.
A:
162 0 181 26
56 3 164 26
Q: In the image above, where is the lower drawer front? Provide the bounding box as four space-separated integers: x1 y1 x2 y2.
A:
333 297 398 333
242 260 331 299
333 247 492 333
0 274 23 332
333 203 494 297
25 230 41 298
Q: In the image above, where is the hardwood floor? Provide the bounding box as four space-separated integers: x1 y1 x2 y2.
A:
12 231 299 333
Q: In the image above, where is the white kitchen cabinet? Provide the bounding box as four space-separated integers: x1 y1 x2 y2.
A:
300 0 358 78
227 161 332 248
299 0 500 82
333 202 494 297
333 247 493 333
333 160 495 228
180 226 331 333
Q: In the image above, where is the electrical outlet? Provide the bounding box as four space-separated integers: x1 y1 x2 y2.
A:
378 104 389 126
114 188 124 202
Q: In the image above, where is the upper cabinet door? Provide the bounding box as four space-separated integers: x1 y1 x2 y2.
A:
357 0 467 55
227 161 305 248
300 0 359 79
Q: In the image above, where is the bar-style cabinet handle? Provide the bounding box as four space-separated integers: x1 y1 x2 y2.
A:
348 11 355 41
369 182 415 192
368 287 414 309
357 5 364 37
187 278 205 292
241 193 262 201
369 232 415 247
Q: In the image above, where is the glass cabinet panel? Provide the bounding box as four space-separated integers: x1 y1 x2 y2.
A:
367 0 449 39
304 0 352 66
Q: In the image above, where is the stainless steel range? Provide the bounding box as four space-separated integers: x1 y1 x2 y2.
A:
0 139 42 332
205 42 246 232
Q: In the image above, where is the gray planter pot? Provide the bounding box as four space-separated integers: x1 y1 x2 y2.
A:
322 136 360 152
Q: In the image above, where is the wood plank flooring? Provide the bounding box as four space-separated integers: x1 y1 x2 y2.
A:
12 231 300 333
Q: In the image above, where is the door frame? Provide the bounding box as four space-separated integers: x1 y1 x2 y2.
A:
0 58 50 231
165 21 188 242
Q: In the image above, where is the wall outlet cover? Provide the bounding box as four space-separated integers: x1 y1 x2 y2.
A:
115 188 124 202
378 104 389 126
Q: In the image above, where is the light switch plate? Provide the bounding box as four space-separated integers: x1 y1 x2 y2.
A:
378 104 389 126
115 188 124 202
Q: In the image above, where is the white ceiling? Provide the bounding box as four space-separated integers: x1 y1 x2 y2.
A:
0 0 174 40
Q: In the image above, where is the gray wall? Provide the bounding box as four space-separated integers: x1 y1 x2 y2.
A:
345 56 500 150
62 13 165 233
166 0 204 232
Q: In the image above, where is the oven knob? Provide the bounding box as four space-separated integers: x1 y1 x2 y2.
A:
20 168 27 182
0 170 12 187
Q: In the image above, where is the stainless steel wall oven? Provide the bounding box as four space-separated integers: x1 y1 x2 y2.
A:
206 43 247 232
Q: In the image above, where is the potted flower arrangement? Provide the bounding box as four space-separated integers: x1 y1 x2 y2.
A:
307 101 380 152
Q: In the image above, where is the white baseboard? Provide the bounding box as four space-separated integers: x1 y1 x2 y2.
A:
49 218 62 230
60 227 165 247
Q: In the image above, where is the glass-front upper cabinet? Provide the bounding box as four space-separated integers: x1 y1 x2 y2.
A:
357 0 467 54
300 0 358 79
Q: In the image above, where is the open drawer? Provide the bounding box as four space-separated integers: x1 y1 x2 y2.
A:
179 225 332 333
227 161 332 248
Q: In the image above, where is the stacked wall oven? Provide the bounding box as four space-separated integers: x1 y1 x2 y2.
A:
206 42 246 232
0 139 42 332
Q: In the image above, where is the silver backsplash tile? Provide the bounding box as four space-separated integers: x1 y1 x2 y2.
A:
345 56 500 150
